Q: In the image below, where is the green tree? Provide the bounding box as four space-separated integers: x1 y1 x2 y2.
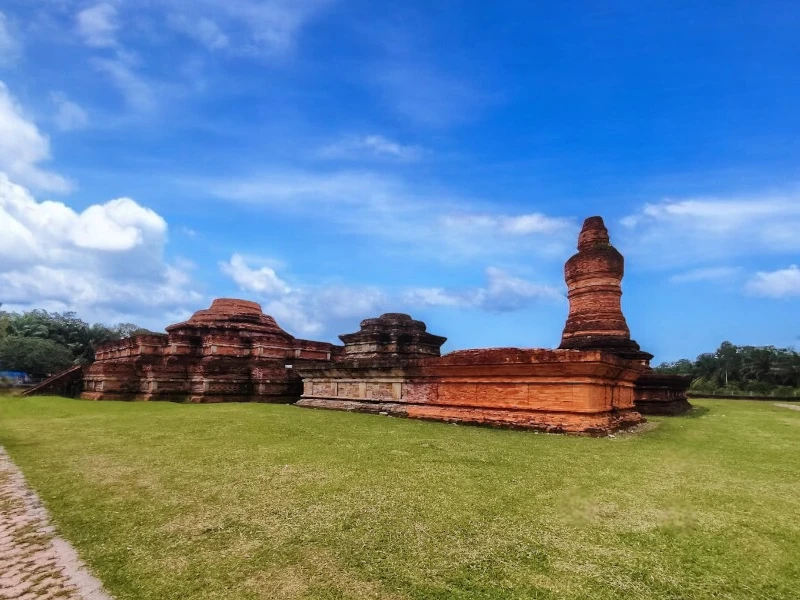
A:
70 323 120 364
6 311 51 339
0 337 75 377
772 350 800 387
0 313 9 342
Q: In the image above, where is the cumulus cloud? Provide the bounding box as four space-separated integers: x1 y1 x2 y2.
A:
320 135 424 161
219 253 388 336
0 174 166 265
746 266 800 299
51 92 89 132
621 196 800 267
0 174 202 323
220 254 291 296
0 11 20 65
403 267 563 312
0 82 71 192
76 3 119 48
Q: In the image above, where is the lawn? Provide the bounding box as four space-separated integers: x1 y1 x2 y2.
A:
0 397 798 599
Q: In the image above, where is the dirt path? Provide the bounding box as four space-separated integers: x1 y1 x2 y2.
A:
0 447 113 600
775 403 800 412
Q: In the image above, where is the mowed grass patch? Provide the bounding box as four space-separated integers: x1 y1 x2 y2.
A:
0 397 798 599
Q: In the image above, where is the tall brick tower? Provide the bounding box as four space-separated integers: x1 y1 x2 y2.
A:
559 216 652 364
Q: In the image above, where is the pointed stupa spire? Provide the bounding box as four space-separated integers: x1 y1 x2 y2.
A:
559 216 652 363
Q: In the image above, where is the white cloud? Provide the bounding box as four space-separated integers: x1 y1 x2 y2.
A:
442 213 573 236
0 173 201 323
201 169 574 261
219 254 291 296
266 284 389 337
219 253 388 337
0 172 165 265
0 11 20 65
621 195 800 267
0 81 72 192
668 267 742 284
404 267 563 312
437 212 575 260
746 266 800 299
320 135 424 161
157 0 333 55
51 92 89 131
76 3 119 48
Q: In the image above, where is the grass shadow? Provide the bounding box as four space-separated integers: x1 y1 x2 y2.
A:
680 405 711 419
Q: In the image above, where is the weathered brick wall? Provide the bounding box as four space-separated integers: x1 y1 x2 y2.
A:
82 298 337 402
297 348 645 435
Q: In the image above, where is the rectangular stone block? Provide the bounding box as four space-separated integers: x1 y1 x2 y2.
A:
365 382 394 401
402 383 438 404
337 382 361 398
312 381 336 397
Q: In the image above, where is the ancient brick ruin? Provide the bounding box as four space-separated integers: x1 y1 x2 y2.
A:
81 216 690 432
557 216 691 415
559 216 653 363
82 299 337 402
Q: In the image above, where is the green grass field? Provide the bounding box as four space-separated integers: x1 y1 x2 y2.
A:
0 397 798 599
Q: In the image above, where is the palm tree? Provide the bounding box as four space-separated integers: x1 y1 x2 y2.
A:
771 351 800 387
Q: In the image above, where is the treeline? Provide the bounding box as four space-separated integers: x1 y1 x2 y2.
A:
655 341 800 397
0 308 151 377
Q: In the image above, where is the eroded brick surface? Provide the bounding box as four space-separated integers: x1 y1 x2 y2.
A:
559 216 652 363
81 298 338 403
0 448 112 600
295 216 695 432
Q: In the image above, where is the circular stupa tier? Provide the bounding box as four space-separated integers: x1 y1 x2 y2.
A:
165 298 293 337
340 313 446 359
358 313 428 333
559 217 652 363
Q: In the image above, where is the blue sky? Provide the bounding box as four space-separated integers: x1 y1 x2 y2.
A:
1 0 799 363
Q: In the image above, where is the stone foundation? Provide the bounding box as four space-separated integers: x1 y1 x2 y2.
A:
634 372 693 415
296 348 644 435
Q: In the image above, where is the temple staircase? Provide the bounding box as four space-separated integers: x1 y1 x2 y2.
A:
21 365 84 398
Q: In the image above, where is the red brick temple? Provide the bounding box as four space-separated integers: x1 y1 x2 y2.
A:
78 216 691 433
82 299 337 402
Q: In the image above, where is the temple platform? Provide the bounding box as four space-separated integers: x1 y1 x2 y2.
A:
296 348 644 435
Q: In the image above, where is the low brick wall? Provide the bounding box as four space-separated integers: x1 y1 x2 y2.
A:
296 348 645 435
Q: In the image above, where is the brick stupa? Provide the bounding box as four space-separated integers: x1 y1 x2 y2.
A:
82 299 337 402
559 216 652 363
559 216 691 414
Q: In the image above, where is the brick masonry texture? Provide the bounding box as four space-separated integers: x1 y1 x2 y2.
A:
296 347 645 435
81 298 338 403
0 448 112 600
